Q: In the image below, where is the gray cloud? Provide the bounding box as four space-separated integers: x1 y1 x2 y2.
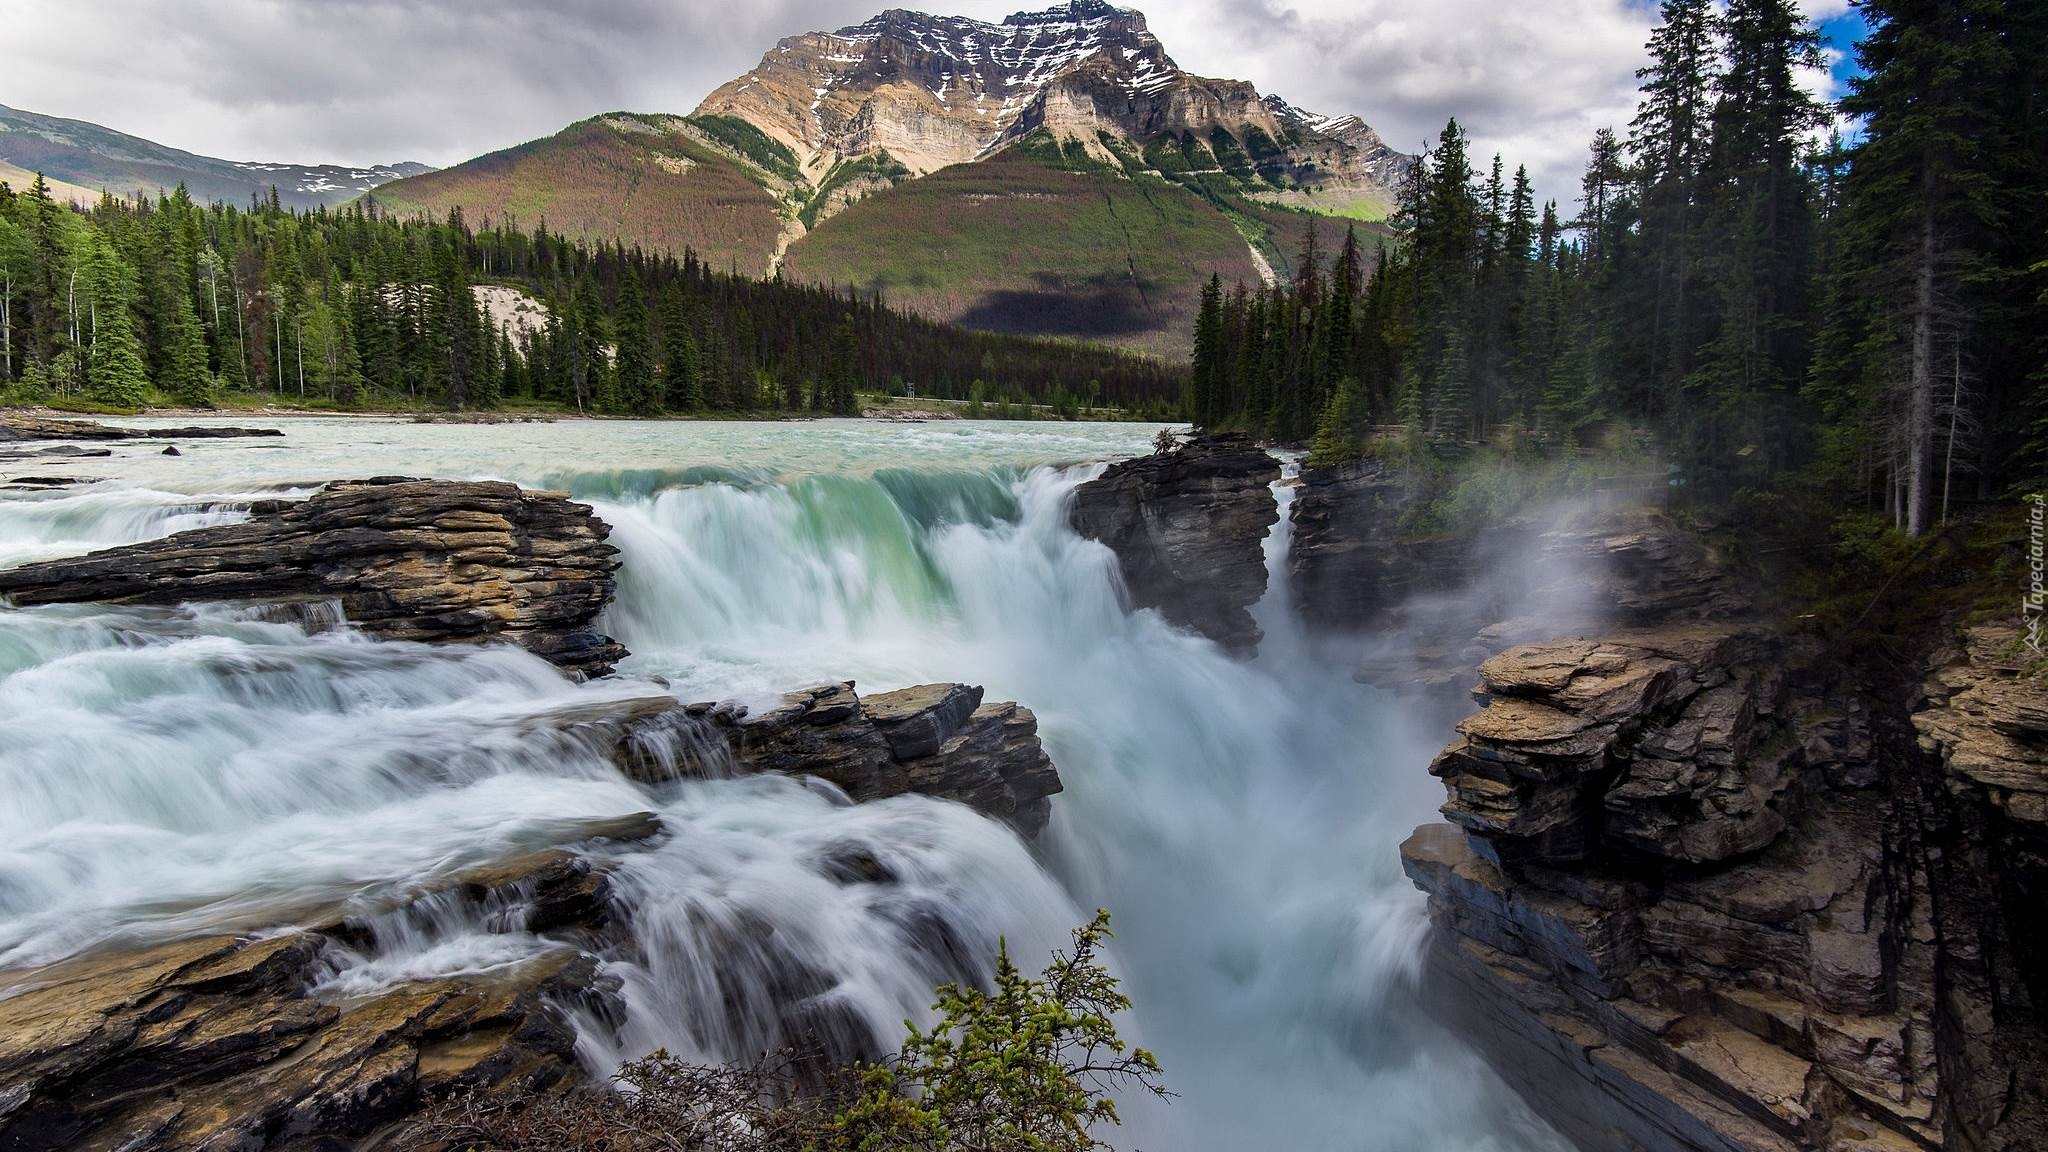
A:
5 0 1848 205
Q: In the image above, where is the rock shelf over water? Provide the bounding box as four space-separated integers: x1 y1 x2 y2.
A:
0 414 286 441
0 476 628 678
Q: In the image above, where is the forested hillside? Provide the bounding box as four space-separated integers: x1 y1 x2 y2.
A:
1188 0 2045 529
363 114 790 279
0 181 1184 417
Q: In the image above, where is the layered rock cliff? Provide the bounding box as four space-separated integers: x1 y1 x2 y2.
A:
1068 432 1279 653
1395 560 2048 1149
545 679 1064 837
0 477 627 678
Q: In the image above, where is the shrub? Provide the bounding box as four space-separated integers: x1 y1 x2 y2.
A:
397 912 1165 1152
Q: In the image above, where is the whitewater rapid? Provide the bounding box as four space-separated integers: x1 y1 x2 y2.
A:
0 418 1566 1151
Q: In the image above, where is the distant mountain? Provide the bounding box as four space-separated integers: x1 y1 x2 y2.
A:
697 0 1409 216
360 1 1416 355
0 103 429 210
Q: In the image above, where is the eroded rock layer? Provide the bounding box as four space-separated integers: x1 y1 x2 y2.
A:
1401 609 2048 1151
0 817 655 1152
559 680 1064 836
0 477 627 678
1068 432 1278 653
0 414 284 441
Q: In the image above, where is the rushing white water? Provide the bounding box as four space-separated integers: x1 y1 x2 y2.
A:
0 417 1566 1150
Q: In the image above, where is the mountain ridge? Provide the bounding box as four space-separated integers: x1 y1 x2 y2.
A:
694 0 1410 214
0 102 429 209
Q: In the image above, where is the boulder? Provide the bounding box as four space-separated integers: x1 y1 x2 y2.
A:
0 476 627 678
1069 432 1279 653
587 680 1063 836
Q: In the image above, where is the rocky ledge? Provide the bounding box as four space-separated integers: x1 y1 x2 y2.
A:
1401 613 2048 1151
0 414 285 441
543 679 1062 836
0 477 627 678
0 816 652 1152
1068 432 1279 653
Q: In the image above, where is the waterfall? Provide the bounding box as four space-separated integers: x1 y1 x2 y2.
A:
0 426 1567 1151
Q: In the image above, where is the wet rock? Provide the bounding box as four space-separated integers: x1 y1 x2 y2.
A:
817 843 897 885
599 681 1064 836
1069 432 1279 653
0 415 284 441
160 445 180 456
0 443 114 458
1288 457 1491 633
865 683 983 759
0 930 609 1152
0 477 627 678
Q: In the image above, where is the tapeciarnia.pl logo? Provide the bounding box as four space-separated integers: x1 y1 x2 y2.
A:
2027 493 2045 655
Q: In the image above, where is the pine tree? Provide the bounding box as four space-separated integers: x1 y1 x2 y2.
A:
1188 273 1224 426
164 290 212 406
0 214 28 384
659 279 701 410
1690 0 1824 479
1827 0 2024 532
614 266 658 414
80 235 148 406
829 316 861 415
1630 0 1719 413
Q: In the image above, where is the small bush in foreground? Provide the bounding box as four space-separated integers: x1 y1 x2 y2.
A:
400 911 1165 1152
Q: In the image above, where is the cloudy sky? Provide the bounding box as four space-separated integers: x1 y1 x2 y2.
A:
5 0 1864 201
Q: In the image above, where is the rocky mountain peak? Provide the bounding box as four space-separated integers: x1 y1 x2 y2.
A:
692 2 1410 203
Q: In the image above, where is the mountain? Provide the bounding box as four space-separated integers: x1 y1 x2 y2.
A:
696 0 1409 216
363 113 793 278
366 1 1413 355
0 103 429 210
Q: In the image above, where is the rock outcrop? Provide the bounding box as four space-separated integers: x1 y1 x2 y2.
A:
1907 624 2048 1149
0 414 284 441
1290 459 1746 638
1289 458 1472 633
1069 432 1279 653
0 476 627 678
552 681 1063 836
1400 605 2048 1150
0 816 655 1152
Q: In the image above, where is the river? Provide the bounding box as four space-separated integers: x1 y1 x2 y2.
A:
0 416 1566 1151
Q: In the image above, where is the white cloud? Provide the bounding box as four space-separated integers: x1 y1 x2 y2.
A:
2 0 1842 206
1134 0 1654 202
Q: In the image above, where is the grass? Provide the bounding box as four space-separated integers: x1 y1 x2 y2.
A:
366 115 786 275
781 139 1262 359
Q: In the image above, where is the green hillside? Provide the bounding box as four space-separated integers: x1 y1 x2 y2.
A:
780 137 1265 358
365 114 787 276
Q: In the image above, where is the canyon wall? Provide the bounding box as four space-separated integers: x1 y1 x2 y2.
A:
1280 456 2048 1151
